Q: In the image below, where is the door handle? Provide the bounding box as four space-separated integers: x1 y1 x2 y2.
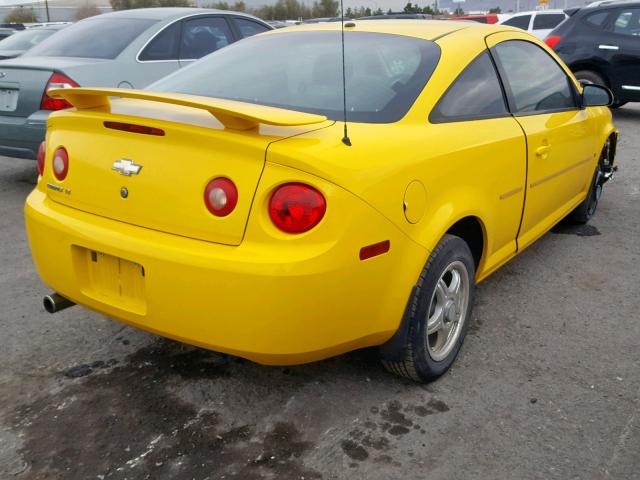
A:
599 44 619 50
536 145 551 160
536 145 551 158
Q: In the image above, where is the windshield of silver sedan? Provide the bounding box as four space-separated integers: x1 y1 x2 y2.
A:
149 31 441 123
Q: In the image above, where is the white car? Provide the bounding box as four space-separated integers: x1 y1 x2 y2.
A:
499 10 568 39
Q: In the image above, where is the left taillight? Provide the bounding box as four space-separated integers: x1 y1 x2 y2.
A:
36 141 45 176
40 72 79 111
52 147 69 181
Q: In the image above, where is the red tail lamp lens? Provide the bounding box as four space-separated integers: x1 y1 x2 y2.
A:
36 141 46 176
40 73 79 111
204 177 237 216
52 147 69 181
545 35 561 49
269 183 326 233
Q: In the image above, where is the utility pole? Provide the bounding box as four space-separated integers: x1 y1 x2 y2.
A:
44 0 51 22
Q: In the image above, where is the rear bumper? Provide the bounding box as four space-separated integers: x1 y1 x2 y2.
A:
0 110 49 159
25 183 428 365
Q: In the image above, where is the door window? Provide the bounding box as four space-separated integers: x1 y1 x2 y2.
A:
180 17 234 60
492 40 577 113
611 8 640 36
430 51 507 122
533 13 566 30
234 18 270 38
139 21 180 61
502 15 531 30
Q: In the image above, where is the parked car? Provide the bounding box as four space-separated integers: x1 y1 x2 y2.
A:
26 21 617 381
0 28 15 41
499 9 568 39
0 8 272 160
545 1 640 107
0 25 67 60
450 14 506 24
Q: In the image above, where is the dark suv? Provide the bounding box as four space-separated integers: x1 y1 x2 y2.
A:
546 1 640 107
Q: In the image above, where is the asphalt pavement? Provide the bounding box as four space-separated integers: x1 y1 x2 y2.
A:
1 106 639 480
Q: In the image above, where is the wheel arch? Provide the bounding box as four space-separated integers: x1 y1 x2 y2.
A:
445 216 486 270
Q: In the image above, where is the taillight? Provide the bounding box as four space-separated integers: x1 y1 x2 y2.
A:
545 35 561 49
52 147 69 181
269 183 326 234
40 73 79 111
204 177 237 216
36 141 45 176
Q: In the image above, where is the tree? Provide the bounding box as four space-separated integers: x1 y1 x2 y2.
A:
454 6 464 15
110 0 192 10
75 3 102 20
312 0 338 17
4 7 38 23
489 6 501 13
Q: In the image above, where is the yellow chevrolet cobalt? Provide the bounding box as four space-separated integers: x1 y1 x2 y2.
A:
25 21 617 381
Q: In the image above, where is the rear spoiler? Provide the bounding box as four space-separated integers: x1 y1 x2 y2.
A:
48 88 328 131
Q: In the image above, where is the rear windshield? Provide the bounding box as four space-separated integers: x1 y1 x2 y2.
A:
25 18 156 59
150 31 441 123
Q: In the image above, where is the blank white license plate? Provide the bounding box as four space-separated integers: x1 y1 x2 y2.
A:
0 89 18 112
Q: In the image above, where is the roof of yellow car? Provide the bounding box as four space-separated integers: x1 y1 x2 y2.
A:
264 19 507 41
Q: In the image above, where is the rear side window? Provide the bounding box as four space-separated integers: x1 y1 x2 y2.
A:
502 15 531 30
584 11 609 27
533 13 566 30
180 17 234 60
430 51 507 123
612 8 640 36
493 40 577 113
139 21 180 61
234 18 270 38
25 18 156 59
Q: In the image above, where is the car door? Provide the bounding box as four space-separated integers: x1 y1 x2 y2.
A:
600 7 640 97
487 33 598 250
134 20 182 87
178 16 235 68
428 50 527 273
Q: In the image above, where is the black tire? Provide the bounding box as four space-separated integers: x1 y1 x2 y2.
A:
382 234 476 382
569 138 611 224
574 69 607 87
610 101 627 109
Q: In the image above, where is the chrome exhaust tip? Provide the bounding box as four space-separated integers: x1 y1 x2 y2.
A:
43 293 75 314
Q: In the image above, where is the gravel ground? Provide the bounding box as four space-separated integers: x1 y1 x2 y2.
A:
0 106 638 480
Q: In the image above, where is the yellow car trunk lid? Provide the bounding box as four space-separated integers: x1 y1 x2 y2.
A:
41 91 329 246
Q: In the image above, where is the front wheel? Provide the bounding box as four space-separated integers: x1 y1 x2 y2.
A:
382 234 476 382
569 137 612 224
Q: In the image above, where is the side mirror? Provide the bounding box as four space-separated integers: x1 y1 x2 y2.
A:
582 84 613 107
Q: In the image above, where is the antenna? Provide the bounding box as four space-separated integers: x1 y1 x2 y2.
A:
340 0 352 146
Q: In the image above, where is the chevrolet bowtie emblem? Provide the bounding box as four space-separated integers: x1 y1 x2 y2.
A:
112 159 142 176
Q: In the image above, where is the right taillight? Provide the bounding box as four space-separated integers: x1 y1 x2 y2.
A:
40 72 78 111
52 147 69 181
36 141 45 176
269 183 326 234
545 35 561 50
